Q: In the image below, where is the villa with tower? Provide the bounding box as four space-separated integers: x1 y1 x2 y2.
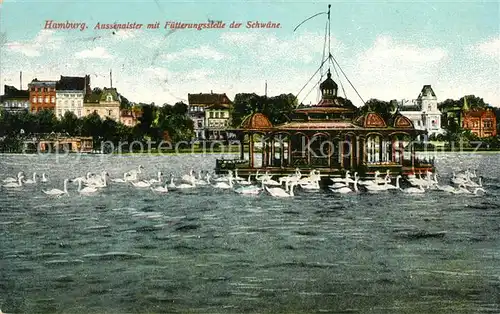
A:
398 85 445 140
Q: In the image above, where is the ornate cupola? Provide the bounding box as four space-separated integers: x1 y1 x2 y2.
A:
319 69 338 99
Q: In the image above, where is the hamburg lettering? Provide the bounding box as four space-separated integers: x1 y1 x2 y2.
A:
44 20 87 31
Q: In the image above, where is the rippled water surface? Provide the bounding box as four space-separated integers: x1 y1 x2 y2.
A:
1 153 499 313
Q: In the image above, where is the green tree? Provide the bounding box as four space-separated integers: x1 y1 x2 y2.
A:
34 109 58 134
359 99 396 120
59 111 82 136
82 112 102 146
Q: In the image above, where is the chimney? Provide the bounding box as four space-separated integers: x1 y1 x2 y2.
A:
211 90 213 94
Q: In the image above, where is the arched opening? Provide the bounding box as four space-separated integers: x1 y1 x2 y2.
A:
273 132 290 168
309 133 331 167
290 132 308 167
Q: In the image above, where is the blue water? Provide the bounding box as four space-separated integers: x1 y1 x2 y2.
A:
0 153 499 313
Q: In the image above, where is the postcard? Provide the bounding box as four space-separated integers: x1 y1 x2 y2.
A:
0 0 499 313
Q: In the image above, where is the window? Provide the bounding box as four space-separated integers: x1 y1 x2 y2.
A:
38 97 42 103
64 100 68 106
106 94 113 102
77 109 81 117
45 96 49 103
215 112 220 118
209 112 214 118
71 100 75 107
32 97 37 103
51 96 55 103
108 110 112 116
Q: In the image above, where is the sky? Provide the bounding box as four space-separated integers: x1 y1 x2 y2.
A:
0 0 499 107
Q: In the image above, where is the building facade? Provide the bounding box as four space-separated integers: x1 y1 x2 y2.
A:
0 85 30 114
462 108 497 138
55 75 90 119
204 103 231 140
398 85 444 139
120 108 142 127
83 88 121 122
187 92 232 140
28 79 57 113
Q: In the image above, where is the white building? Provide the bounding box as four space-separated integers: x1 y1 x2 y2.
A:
187 92 232 141
398 85 444 139
55 75 90 119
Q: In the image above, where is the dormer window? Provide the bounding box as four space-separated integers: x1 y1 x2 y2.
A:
106 94 113 102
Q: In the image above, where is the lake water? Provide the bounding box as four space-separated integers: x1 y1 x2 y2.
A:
1 153 499 313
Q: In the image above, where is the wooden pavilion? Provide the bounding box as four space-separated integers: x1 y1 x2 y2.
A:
215 4 435 181
215 70 435 180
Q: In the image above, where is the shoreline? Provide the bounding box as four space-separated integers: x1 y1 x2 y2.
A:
2 150 500 155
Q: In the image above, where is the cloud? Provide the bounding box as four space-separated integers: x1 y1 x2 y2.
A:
220 31 337 64
74 47 113 59
348 35 449 105
473 36 500 58
162 45 226 61
111 30 140 41
5 30 62 57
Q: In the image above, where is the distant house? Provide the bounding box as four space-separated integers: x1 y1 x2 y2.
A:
0 85 30 114
461 106 497 138
398 85 445 140
28 78 57 113
120 107 142 127
55 75 91 119
83 88 121 122
187 91 232 140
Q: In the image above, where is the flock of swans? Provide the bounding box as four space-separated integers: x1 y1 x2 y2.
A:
0 166 487 198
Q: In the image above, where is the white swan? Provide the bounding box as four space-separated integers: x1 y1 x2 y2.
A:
167 175 177 189
151 184 169 193
86 171 108 188
110 173 129 183
402 184 425 194
146 171 163 184
451 184 472 194
194 171 209 185
78 179 98 195
43 179 69 196
233 169 245 182
2 172 23 183
235 179 262 195
329 182 347 189
331 170 350 183
176 178 196 189
41 173 48 183
131 180 152 188
331 176 358 193
213 176 233 189
181 169 196 183
2 175 24 188
24 172 37 184
279 168 302 185
358 171 384 186
383 175 400 190
125 165 144 177
265 181 296 197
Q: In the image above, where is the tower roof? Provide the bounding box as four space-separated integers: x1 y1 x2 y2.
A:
418 85 436 98
319 69 338 92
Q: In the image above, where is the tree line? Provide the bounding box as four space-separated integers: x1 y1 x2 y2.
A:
0 102 194 152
